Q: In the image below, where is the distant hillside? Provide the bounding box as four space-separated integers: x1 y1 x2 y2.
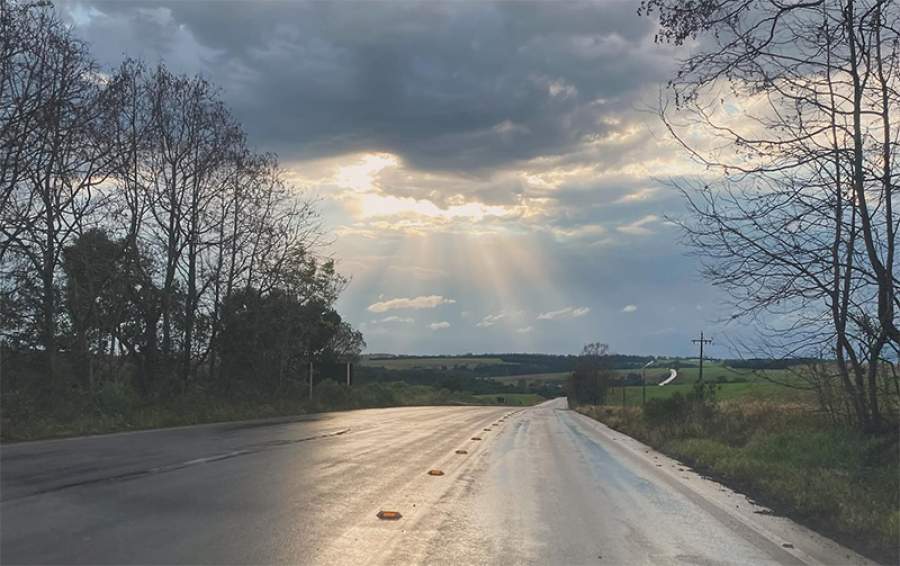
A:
358 353 825 375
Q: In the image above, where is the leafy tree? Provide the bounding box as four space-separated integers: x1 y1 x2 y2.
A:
61 229 125 385
567 342 617 406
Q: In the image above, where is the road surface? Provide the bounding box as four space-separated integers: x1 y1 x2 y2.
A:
1 398 875 565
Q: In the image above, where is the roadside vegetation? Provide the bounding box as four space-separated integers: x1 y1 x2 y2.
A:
1 1 368 440
575 387 898 564
1 380 476 442
585 0 900 560
569 345 899 563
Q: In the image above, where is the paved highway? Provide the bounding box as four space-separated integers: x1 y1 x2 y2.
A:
0 398 876 565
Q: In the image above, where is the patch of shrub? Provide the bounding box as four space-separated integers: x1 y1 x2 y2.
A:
642 383 719 439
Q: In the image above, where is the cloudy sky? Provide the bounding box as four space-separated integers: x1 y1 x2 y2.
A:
62 0 740 357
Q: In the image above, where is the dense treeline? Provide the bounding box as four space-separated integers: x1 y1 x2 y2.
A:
363 353 658 376
356 366 564 399
720 359 822 371
1 1 363 405
493 353 655 374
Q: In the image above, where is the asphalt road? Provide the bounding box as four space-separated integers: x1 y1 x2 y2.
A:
0 398 876 565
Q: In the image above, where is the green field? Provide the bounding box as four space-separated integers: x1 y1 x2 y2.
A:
474 393 546 406
360 357 513 370
487 363 796 388
491 372 570 384
632 365 793 385
603 379 815 406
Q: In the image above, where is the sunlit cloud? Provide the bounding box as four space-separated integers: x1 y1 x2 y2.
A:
333 224 382 239
359 193 514 221
367 295 456 313
475 310 524 328
429 321 450 330
492 120 528 134
621 304 638 313
374 316 415 324
476 316 503 328
588 238 618 247
64 0 730 356
617 215 659 235
537 306 590 320
614 187 658 203
335 153 399 193
324 152 520 226
547 224 608 240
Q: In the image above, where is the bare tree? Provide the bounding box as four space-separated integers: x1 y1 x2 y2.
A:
1 2 359 402
1 1 117 391
642 0 899 430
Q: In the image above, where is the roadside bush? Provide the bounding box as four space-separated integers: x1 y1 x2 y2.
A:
642 383 719 439
314 379 355 409
643 392 687 429
88 379 141 418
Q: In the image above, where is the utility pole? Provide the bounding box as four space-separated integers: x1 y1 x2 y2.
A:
346 362 351 386
642 360 655 404
691 331 713 383
309 361 314 399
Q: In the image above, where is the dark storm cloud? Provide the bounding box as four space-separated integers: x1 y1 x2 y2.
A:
61 1 732 355
68 1 676 173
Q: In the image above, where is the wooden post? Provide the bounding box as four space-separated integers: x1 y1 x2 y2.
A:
692 331 713 383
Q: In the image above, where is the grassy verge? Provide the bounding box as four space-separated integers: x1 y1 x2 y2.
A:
0 381 477 443
473 393 546 406
576 401 899 564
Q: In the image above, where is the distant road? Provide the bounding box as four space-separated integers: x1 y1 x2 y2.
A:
1 399 874 565
660 368 678 385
